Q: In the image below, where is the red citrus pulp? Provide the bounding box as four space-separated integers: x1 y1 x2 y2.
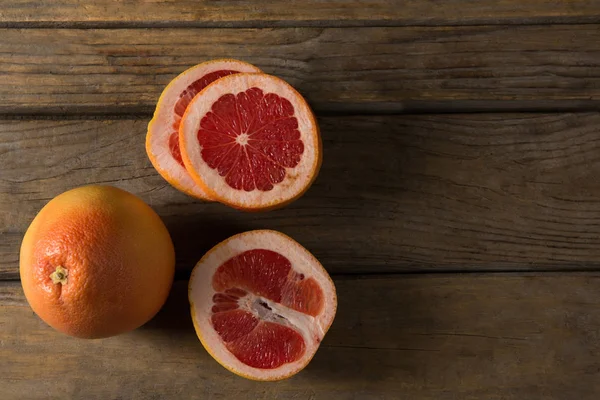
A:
189 230 336 380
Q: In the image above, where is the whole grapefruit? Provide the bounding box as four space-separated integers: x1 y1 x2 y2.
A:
19 185 175 338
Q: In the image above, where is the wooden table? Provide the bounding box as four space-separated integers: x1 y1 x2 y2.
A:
2 2 600 399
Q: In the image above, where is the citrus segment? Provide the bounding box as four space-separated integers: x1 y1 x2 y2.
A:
147 60 262 199
180 74 321 210
216 316 306 369
189 230 336 380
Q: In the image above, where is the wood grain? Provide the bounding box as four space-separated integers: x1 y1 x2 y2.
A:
3 114 600 279
2 275 600 399
0 26 599 114
1 0 599 27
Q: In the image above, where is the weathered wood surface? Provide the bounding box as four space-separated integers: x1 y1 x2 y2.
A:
1 0 599 27
2 275 600 399
2 2 600 398
3 113 600 279
1 26 599 114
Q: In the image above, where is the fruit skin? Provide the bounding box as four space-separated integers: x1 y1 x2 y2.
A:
20 185 175 339
188 230 337 380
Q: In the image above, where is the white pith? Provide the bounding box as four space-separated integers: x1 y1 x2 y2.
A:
189 230 337 380
235 292 325 345
147 60 262 199
180 73 320 208
236 133 249 146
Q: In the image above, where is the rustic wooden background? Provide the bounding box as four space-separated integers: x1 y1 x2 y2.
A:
2 1 600 399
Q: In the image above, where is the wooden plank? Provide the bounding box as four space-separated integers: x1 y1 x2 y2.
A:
1 0 599 27
0 26 599 114
2 274 600 399
3 114 600 279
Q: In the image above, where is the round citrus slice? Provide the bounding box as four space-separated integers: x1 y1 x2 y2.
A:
147 59 262 200
179 73 322 210
189 230 336 381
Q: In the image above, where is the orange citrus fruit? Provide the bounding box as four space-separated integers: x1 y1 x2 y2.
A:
19 185 175 339
189 230 337 380
179 73 322 211
147 59 262 200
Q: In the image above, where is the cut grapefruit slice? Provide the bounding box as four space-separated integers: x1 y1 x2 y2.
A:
189 230 336 380
146 59 262 200
179 73 322 210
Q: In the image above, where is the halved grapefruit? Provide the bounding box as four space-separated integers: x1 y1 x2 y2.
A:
179 73 322 210
146 59 262 200
189 230 336 380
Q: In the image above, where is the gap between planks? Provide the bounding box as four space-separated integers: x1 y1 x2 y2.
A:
5 268 600 283
2 19 600 30
2 100 600 118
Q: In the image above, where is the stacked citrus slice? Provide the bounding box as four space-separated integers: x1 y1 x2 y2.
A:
147 59 321 210
189 230 337 380
147 59 262 200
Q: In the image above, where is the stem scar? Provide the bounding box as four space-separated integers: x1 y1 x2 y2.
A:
50 265 68 285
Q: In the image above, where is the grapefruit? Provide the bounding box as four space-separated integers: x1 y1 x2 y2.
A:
179 73 322 211
19 185 175 339
189 230 336 380
146 59 262 200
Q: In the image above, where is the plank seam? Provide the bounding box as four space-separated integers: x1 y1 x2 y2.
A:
2 102 600 119
1 19 600 29
4 268 600 283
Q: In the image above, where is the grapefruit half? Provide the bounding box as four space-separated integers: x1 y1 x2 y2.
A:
189 230 336 380
147 59 262 200
179 73 322 210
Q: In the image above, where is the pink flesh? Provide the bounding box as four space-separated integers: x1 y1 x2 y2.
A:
197 88 304 191
168 70 238 166
210 249 324 369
